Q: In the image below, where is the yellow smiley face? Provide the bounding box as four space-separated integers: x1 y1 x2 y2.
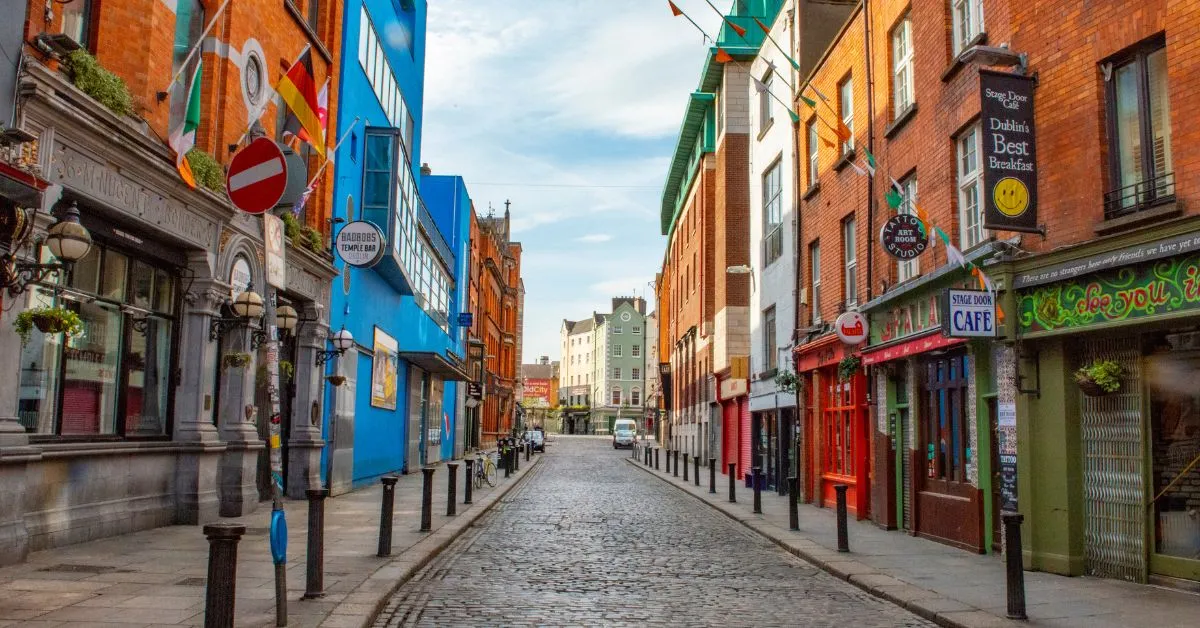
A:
993 177 1030 217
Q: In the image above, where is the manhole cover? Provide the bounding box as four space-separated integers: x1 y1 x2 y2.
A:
37 564 115 574
176 577 207 586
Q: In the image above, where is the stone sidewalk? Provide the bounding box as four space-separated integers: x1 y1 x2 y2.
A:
0 449 541 628
627 455 1200 628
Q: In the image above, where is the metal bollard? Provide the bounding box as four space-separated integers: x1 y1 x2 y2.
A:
694 455 700 487
787 477 799 531
674 450 680 477
655 448 660 470
728 462 737 503
683 453 689 482
1002 513 1028 620
513 440 520 471
377 476 399 557
752 466 763 514
464 458 474 505
302 489 327 600
709 458 716 494
835 484 849 552
446 463 459 516
420 467 435 532
203 523 246 628
526 441 531 462
504 444 512 479
665 449 671 474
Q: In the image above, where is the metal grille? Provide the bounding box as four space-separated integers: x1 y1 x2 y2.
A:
1081 337 1145 582
902 409 912 531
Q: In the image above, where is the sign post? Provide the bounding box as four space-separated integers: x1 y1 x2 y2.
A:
980 70 1040 233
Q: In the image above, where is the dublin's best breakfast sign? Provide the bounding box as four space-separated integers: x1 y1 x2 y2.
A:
980 70 1039 234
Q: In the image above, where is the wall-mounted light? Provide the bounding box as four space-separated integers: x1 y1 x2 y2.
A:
315 327 355 366
957 44 1028 75
1 200 93 296
726 264 756 293
210 288 264 341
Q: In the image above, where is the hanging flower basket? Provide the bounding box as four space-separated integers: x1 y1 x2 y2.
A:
837 355 862 382
326 374 347 387
14 307 84 346
1074 360 1123 396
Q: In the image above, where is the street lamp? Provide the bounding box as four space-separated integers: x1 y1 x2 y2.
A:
275 305 299 333
210 287 265 341
315 327 354 366
957 43 1027 74
726 264 756 293
1 200 93 296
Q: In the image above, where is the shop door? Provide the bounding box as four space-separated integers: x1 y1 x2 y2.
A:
739 398 752 482
723 400 738 478
916 351 982 551
1081 337 1145 581
821 370 868 517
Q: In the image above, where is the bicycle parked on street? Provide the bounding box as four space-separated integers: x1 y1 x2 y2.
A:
474 449 498 488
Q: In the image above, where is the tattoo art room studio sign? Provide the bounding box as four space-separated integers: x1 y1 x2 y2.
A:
980 70 1039 233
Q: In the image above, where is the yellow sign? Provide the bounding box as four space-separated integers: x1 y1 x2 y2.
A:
993 177 1030 217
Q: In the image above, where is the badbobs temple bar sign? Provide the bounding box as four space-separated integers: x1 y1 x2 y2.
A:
980 70 1040 234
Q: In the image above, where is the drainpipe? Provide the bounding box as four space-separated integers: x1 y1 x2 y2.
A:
864 0 877 302
788 3 805 499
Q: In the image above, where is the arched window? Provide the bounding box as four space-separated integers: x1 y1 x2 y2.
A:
610 388 622 405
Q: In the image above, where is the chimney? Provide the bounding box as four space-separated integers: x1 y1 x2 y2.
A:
539 355 549 365
420 162 432 176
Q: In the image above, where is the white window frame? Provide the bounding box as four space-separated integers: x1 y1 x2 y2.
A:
839 77 854 153
632 367 641 381
952 0 984 55
898 176 920 282
613 367 622 380
632 345 641 358
631 388 641 406
810 242 822 324
807 122 819 187
763 305 777 371
611 388 622 405
613 344 623 358
762 159 783 266
759 70 773 133
892 16 914 117
843 218 857 307
957 125 985 249
632 326 641 334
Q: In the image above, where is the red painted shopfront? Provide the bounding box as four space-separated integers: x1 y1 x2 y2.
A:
795 335 870 519
717 372 749 480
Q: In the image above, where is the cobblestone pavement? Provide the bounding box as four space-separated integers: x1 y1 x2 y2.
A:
375 436 932 627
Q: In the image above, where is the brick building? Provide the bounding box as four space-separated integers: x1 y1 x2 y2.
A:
0 0 342 565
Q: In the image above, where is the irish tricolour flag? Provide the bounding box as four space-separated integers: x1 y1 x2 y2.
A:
168 60 202 188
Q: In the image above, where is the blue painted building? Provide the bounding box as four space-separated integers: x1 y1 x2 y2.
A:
323 0 471 493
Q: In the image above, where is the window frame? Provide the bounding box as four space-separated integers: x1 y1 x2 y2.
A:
613 344 623 358
843 217 858 308
956 125 985 250
810 241 822 324
891 15 914 117
759 70 773 133
611 388 622 405
897 175 921 282
762 158 783 266
763 305 777 371
839 76 855 153
806 121 819 188
951 0 984 55
1104 38 1174 217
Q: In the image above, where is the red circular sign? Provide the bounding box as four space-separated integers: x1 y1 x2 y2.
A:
225 138 288 215
834 311 869 345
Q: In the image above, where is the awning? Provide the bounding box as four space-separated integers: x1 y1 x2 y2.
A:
398 351 472 381
0 162 47 207
860 330 966 366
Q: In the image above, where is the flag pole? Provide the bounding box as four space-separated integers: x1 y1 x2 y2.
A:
667 2 713 43
305 116 361 189
164 0 232 90
702 0 748 40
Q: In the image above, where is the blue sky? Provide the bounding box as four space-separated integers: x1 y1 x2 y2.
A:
421 0 725 362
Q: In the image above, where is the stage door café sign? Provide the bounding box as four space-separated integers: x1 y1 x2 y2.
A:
980 70 1039 234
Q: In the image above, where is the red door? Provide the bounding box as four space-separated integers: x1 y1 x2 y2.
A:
820 369 870 518
739 397 751 482
723 399 739 477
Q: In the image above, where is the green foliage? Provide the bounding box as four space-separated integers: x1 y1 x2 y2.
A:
1074 360 1124 393
13 307 84 346
279 360 294 382
67 50 133 117
775 369 799 394
300 226 324 254
837 355 861 382
185 150 224 192
280 211 301 243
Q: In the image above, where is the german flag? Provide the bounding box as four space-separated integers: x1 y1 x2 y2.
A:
277 47 325 157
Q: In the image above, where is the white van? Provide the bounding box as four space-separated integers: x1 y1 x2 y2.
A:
613 419 637 449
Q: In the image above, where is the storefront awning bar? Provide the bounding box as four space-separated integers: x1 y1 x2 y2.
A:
399 351 472 381
860 329 966 366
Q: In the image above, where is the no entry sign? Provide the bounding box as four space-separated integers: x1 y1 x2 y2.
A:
226 138 288 215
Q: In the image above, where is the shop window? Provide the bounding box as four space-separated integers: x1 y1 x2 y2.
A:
1104 38 1174 218
1147 333 1200 560
922 352 970 484
19 242 178 438
892 15 914 117
763 159 783 266
823 376 858 478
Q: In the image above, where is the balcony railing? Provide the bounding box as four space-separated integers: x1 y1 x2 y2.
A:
1103 171 1175 220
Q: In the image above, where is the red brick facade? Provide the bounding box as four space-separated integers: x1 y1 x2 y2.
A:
468 209 522 448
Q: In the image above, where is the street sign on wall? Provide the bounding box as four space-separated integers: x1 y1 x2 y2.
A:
226 138 288 215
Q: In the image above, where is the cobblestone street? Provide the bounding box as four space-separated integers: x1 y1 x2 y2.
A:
376 437 931 627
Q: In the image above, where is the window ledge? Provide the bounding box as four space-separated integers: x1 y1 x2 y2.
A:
803 182 821 201
284 0 333 64
833 149 857 172
1094 201 1182 236
757 117 775 141
942 32 989 83
885 103 919 139
757 367 779 381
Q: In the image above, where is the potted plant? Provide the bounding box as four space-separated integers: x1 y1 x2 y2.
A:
1074 360 1123 396
13 307 84 346
223 352 252 370
326 374 347 387
775 369 799 394
837 355 862 382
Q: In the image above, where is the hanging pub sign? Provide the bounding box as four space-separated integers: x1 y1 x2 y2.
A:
834 310 869 345
941 289 997 338
980 70 1039 233
880 214 929 260
334 220 385 268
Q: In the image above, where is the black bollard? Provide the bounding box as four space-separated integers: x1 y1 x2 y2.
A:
1002 513 1028 620
464 458 474 505
513 440 520 471
835 484 849 552
674 450 680 477
203 523 245 628
694 455 700 487
446 463 459 516
787 477 799 531
728 462 737 503
302 489 328 600
665 449 671 474
377 476 399 557
526 441 531 462
709 458 716 494
420 467 435 532
655 448 660 471
683 453 689 482
504 443 512 479
753 466 763 514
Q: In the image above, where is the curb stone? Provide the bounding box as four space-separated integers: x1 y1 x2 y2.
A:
624 457 1014 628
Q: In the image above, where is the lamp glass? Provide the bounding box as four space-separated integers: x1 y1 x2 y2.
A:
276 305 298 331
46 221 93 262
233 290 264 319
332 328 354 350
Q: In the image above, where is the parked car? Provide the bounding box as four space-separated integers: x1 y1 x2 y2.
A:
613 418 637 449
524 429 545 452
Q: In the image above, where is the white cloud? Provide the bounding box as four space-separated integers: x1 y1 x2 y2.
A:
575 234 612 243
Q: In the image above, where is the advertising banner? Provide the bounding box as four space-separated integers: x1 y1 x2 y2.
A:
980 70 1039 233
522 378 551 408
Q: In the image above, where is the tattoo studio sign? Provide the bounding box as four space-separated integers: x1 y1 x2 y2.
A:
980 70 1039 233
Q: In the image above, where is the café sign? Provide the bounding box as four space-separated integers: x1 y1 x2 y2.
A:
942 289 997 338
980 70 1039 234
